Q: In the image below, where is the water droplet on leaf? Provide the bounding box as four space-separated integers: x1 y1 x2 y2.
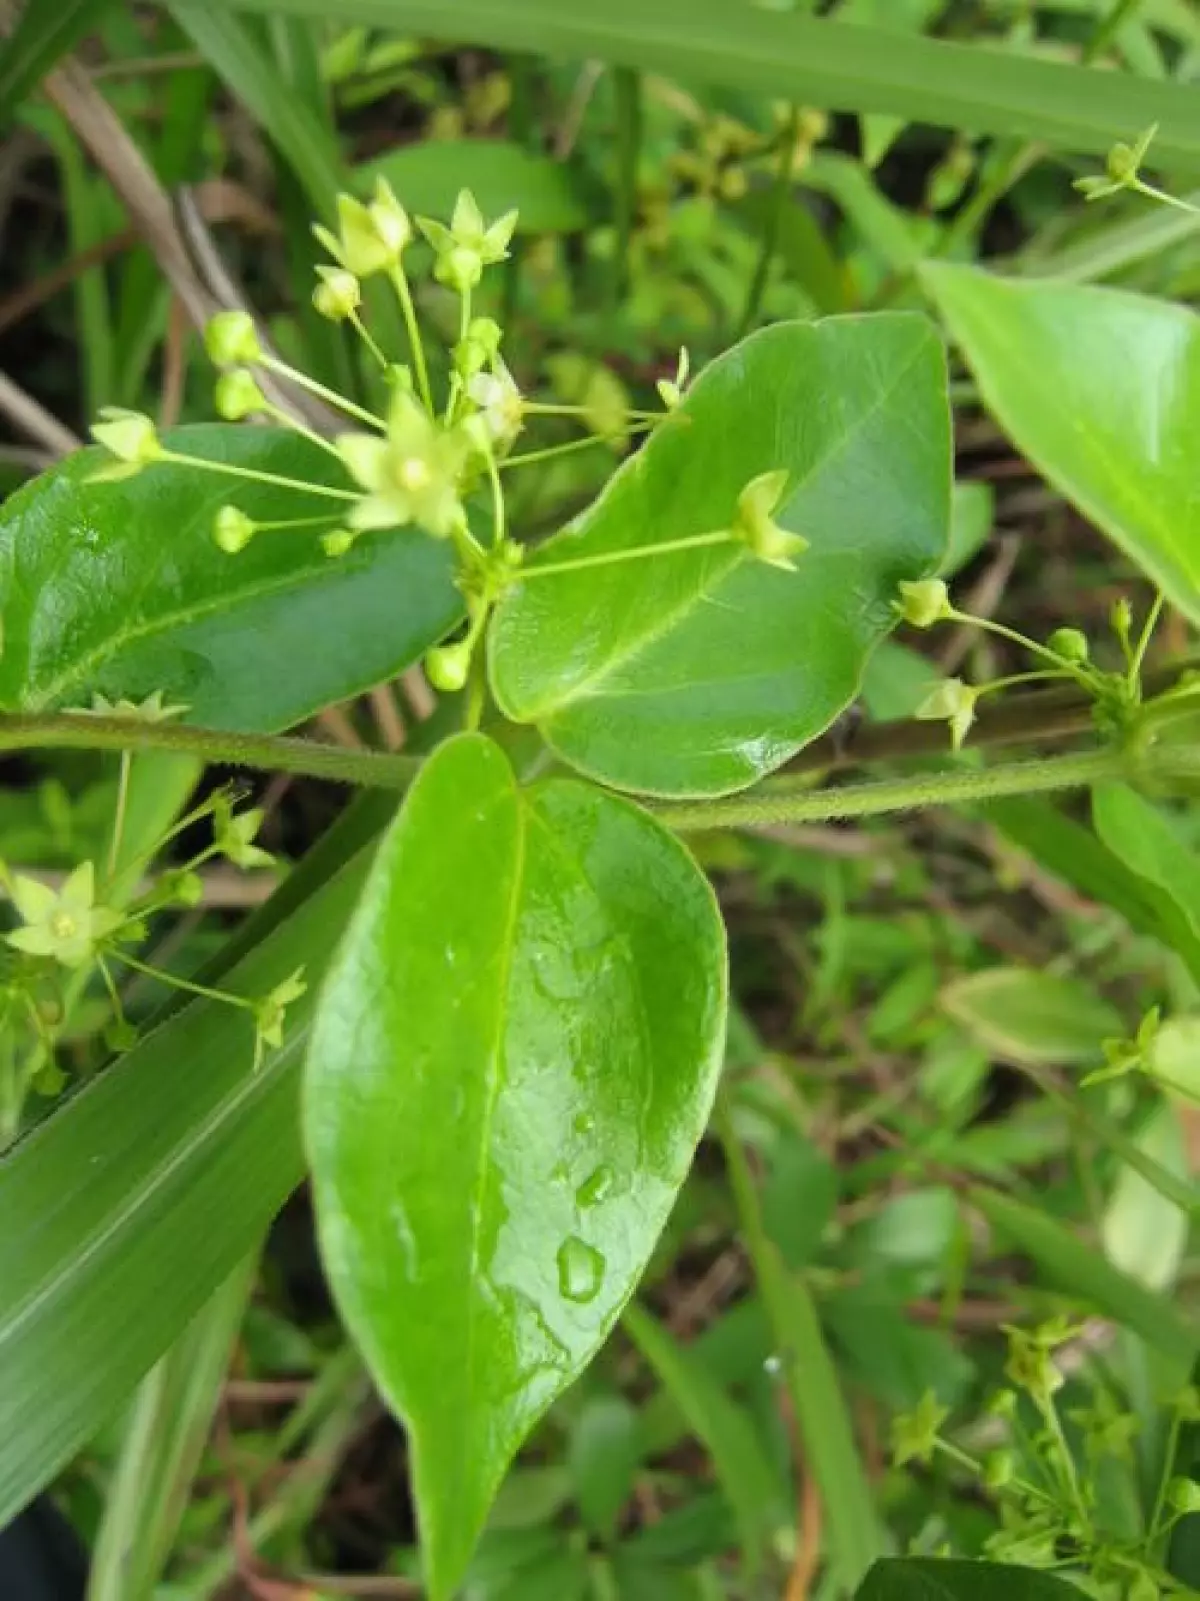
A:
557 1235 605 1304
575 1164 614 1208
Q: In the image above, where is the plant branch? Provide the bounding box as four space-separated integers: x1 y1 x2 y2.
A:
0 713 419 789
654 747 1126 833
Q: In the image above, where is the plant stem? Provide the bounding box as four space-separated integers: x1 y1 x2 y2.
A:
516 528 734 581
112 949 254 1011
108 751 132 879
612 66 642 306
0 713 418 790
259 353 386 430
739 102 802 337
654 747 1126 833
388 262 433 414
500 422 655 471
159 450 359 502
715 1095 885 1583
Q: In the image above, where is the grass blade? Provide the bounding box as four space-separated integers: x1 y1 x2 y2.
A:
0 0 118 112
198 0 1200 162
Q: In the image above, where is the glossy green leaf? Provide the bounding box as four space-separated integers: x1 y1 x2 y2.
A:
941 968 1121 1067
305 733 727 1600
0 426 459 730
361 139 590 234
623 1303 781 1577
922 265 1200 625
491 313 950 797
0 850 372 1525
856 1558 1084 1601
971 1186 1197 1367
206 0 1200 164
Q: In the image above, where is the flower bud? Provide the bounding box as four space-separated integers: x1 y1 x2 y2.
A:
104 1019 139 1053
204 309 262 366
897 579 952 629
213 505 257 554
1169 1477 1200 1514
467 317 502 359
425 640 472 692
982 1450 1016 1491
90 407 163 465
313 265 362 321
160 868 204 907
1048 627 1089 664
368 176 412 255
321 528 357 558
215 369 267 422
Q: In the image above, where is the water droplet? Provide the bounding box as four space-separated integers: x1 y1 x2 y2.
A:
575 1164 614 1208
764 1352 783 1377
557 1235 605 1304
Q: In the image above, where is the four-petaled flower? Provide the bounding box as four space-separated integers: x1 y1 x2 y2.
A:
418 188 517 292
6 861 124 969
337 387 468 538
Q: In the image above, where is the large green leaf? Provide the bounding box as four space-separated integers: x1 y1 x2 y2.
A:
305 733 727 1599
490 314 950 797
921 265 1200 626
1092 783 1200 961
0 425 459 730
856 1558 1084 1601
0 850 372 1526
361 140 590 234
201 0 1200 164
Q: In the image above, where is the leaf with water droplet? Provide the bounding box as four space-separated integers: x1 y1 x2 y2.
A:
305 733 727 1601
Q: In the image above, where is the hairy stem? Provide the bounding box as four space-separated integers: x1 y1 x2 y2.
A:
654 748 1126 832
0 713 418 789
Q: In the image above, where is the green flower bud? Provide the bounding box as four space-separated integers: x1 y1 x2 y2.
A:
90 407 163 465
425 640 472 693
104 1019 139 1053
313 264 362 321
1048 627 1089 664
982 1449 1016 1491
897 578 952 629
467 316 502 359
436 245 485 293
321 528 357 558
215 368 266 421
213 505 257 554
204 309 262 366
1169 1476 1200 1514
160 868 204 907
368 176 412 255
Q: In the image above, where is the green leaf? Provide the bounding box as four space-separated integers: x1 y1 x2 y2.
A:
922 265 1200 626
490 314 950 797
205 0 1200 164
0 426 459 731
856 1557 1086 1601
568 1395 641 1544
941 968 1122 1067
1102 1102 1188 1293
944 481 993 577
622 1303 781 1577
0 0 119 115
361 139 590 234
988 796 1200 984
0 850 372 1525
305 733 727 1600
1092 783 1200 962
971 1186 1198 1367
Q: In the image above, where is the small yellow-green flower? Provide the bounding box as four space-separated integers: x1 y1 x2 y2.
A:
890 1391 949 1467
315 178 412 279
204 310 262 367
915 676 977 751
253 967 307 1069
467 361 524 448
731 470 807 571
89 408 164 480
656 347 690 410
418 188 517 292
6 861 124 969
313 264 362 322
337 387 468 538
214 798 275 871
896 578 952 629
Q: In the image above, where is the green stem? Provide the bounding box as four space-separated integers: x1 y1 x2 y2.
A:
500 422 656 472
516 528 734 581
654 747 1126 833
612 66 642 306
112 949 254 1011
522 401 661 422
259 353 386 430
389 262 433 414
1133 181 1200 215
0 713 418 790
108 751 132 880
738 102 802 337
261 401 345 462
348 309 389 372
158 450 358 503
715 1095 885 1582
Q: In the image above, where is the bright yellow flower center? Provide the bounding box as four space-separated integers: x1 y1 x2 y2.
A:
396 456 431 492
51 911 78 940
